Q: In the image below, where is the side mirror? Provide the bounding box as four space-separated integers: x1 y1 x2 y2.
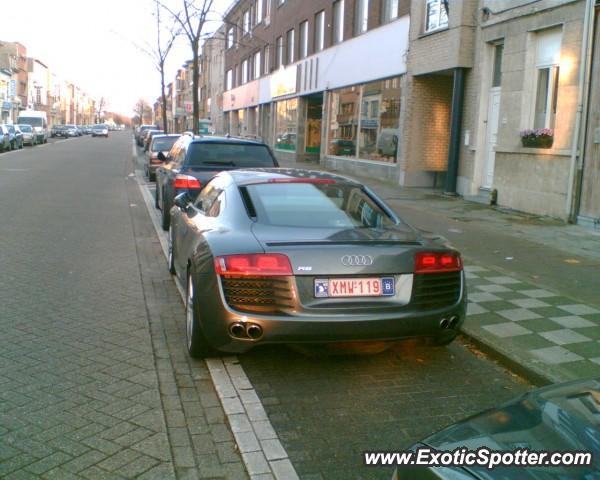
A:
174 192 192 210
157 151 166 161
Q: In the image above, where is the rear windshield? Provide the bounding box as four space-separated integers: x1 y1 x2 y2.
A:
187 143 276 168
152 137 178 152
18 117 43 127
244 183 396 229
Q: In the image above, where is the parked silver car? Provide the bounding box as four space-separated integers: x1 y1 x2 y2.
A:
17 124 37 146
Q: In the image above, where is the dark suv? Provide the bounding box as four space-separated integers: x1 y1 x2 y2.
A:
155 136 279 230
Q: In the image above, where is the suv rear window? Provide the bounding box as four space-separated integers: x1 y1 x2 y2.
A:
187 143 276 168
244 183 396 229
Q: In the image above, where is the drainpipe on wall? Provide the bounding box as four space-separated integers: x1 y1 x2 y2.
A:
566 0 596 222
444 67 466 195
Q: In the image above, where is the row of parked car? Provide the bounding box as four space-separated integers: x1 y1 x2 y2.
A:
50 124 110 138
0 123 41 151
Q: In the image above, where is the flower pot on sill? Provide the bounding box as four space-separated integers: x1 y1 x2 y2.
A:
521 136 553 149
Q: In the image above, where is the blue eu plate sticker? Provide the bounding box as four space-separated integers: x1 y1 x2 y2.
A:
381 278 395 296
314 279 329 298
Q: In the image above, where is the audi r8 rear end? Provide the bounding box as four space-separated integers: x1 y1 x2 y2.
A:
169 169 467 358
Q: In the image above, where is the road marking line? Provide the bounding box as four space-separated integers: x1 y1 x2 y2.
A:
133 164 299 480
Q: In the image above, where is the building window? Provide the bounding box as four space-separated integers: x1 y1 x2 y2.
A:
253 51 261 80
227 27 235 48
266 0 271 18
533 28 562 129
355 0 369 34
275 98 298 151
278 0 285 5
299 21 308 59
241 59 249 84
286 28 295 64
264 45 270 74
328 77 402 162
315 11 325 52
226 69 233 90
276 36 283 68
382 0 398 23
256 0 263 24
492 43 503 88
243 10 251 34
425 0 448 32
332 0 344 45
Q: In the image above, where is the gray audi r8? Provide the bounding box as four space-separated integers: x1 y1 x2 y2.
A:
168 168 466 358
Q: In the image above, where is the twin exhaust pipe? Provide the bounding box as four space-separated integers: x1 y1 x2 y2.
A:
439 315 460 330
229 322 263 340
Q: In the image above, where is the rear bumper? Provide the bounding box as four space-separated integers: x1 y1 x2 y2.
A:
195 273 466 353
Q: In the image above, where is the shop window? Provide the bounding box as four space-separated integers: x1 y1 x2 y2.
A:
275 98 298 151
328 78 401 162
425 0 448 33
315 11 325 52
382 0 398 23
328 86 360 158
332 0 344 45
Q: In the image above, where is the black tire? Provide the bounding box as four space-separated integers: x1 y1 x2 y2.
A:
149 172 156 182
154 185 160 209
168 226 176 274
185 269 221 358
161 195 170 231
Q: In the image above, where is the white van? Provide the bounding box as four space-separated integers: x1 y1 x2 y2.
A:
17 110 48 144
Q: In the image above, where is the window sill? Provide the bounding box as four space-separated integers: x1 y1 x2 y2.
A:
419 26 449 38
494 145 571 157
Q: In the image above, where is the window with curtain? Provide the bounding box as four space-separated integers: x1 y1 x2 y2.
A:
332 0 344 45
299 21 308 59
425 0 448 32
315 11 325 52
286 28 295 64
355 0 369 34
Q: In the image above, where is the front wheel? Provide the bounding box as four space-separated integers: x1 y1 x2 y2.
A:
185 270 221 358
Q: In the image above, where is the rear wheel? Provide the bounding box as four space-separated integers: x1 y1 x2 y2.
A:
186 269 221 358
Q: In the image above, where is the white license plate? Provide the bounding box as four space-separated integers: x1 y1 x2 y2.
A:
314 277 395 298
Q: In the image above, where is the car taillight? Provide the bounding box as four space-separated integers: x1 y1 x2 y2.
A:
214 254 292 276
173 174 201 189
415 252 462 274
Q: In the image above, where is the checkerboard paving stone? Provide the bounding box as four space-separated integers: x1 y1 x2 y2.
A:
539 329 592 346
530 347 584 364
482 323 532 338
497 308 542 322
550 316 597 329
464 263 600 383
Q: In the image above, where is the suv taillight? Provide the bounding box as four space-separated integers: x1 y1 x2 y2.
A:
173 174 201 189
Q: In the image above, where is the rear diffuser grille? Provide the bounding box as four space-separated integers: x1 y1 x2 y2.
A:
411 271 461 309
221 276 294 314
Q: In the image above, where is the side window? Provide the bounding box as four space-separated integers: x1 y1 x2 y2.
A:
206 191 225 217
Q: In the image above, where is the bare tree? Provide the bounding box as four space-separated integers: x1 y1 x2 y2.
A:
161 0 214 135
95 97 106 124
133 0 181 133
133 98 152 125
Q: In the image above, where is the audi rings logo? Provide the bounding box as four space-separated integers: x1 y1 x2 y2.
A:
341 255 374 266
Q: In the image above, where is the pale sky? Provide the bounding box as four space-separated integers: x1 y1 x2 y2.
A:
2 0 232 116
